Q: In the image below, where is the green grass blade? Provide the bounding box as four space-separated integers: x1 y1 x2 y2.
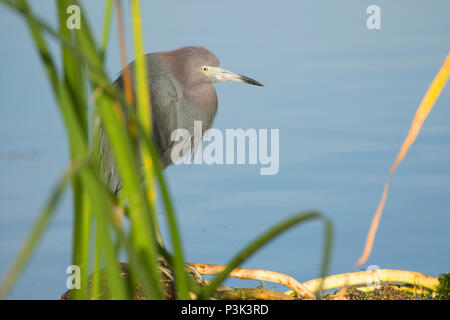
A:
57 0 90 300
130 0 161 247
93 95 162 298
57 0 87 133
317 218 333 293
130 0 182 298
100 0 113 60
136 118 190 299
199 211 333 299
91 225 103 299
78 168 129 299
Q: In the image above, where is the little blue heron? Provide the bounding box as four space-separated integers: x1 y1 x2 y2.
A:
98 46 263 193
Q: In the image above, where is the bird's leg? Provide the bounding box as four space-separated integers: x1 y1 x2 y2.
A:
157 255 204 285
156 256 174 282
159 266 174 282
185 263 204 285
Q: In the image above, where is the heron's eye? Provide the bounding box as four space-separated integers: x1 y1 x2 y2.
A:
202 66 208 72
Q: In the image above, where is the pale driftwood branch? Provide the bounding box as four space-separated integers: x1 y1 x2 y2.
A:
297 269 439 293
188 263 314 299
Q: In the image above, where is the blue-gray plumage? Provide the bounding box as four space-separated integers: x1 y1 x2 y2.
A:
98 46 263 193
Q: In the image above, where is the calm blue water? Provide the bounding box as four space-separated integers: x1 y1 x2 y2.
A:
1 0 449 299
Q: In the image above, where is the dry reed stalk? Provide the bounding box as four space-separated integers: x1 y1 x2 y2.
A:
355 53 450 268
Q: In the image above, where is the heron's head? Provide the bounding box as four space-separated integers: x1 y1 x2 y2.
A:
162 46 263 87
198 49 263 87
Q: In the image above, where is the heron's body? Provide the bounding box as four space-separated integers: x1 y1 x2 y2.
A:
97 46 262 193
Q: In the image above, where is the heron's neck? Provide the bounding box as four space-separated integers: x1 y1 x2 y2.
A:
184 83 218 111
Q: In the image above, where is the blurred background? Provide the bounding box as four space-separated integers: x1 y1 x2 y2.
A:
0 0 449 299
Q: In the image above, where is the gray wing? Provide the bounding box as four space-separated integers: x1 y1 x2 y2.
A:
149 75 179 169
96 72 179 194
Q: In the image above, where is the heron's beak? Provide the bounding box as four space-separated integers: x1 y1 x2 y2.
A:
207 66 263 86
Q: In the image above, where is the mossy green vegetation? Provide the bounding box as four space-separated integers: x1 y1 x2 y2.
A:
436 273 450 300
